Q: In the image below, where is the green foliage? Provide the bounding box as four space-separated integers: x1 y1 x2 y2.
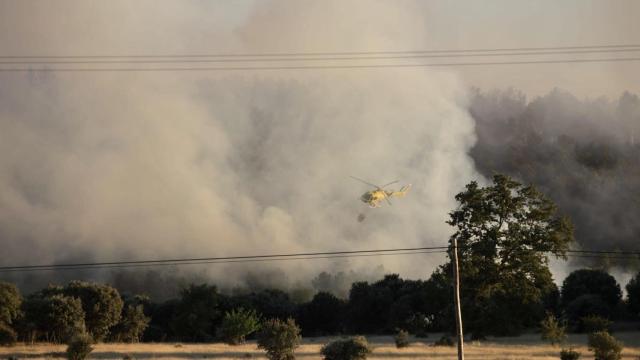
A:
110 304 150 343
234 289 295 321
560 348 581 360
257 318 301 360
66 333 94 360
347 274 439 334
320 336 371 360
0 323 17 346
63 281 123 341
0 282 22 326
625 272 640 316
579 315 611 334
405 313 430 338
21 292 86 343
219 308 261 345
297 292 345 336
588 331 622 360
561 269 621 323
446 174 574 337
434 335 454 347
46 295 87 343
394 329 410 348
540 313 567 346
171 284 222 342
565 293 609 325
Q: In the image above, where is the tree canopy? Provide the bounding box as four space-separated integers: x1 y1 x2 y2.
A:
445 174 573 336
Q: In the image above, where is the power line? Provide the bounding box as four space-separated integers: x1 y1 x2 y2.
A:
0 57 638 72
2 48 640 65
0 250 447 273
2 43 640 59
0 246 448 272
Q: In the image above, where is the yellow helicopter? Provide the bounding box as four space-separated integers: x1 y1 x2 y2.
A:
351 176 411 208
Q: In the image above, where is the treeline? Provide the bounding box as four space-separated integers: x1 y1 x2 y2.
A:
1 268 640 344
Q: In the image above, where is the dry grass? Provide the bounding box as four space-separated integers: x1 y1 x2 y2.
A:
2 333 640 360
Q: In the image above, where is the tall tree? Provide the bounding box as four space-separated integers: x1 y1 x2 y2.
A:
0 281 21 326
170 284 223 342
62 281 123 341
445 174 573 337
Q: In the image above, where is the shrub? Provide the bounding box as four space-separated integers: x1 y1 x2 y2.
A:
541 313 567 346
560 348 581 360
257 318 301 360
580 315 611 333
320 336 371 360
394 329 410 348
0 323 17 346
588 331 622 360
433 335 454 347
66 333 94 360
220 308 261 345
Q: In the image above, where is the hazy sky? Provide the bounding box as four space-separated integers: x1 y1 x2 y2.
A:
1 0 637 97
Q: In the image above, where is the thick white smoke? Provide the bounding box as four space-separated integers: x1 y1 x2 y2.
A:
0 1 480 291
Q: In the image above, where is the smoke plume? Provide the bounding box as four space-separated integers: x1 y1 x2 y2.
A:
470 88 640 268
0 1 479 294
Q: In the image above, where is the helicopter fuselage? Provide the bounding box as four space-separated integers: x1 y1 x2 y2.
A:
360 190 389 208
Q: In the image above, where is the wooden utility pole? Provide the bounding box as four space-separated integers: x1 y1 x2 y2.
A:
452 237 465 360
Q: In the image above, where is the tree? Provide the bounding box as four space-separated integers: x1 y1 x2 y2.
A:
540 313 567 346
170 284 223 342
0 282 22 326
0 322 17 346
20 292 85 343
234 289 296 321
297 292 346 336
62 281 123 341
219 308 261 345
445 174 573 337
561 269 621 324
625 272 640 316
257 318 301 360
110 302 150 343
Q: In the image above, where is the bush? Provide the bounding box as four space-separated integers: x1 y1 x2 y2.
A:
588 331 622 360
257 318 301 360
394 329 410 348
560 348 581 360
541 313 567 346
0 323 17 346
321 336 371 360
433 335 454 347
66 333 94 360
579 315 611 333
220 308 261 345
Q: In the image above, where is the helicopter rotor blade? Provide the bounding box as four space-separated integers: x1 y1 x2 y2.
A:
384 192 393 206
350 176 380 188
380 180 399 188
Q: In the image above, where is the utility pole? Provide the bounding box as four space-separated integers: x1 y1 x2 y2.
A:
452 237 465 360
